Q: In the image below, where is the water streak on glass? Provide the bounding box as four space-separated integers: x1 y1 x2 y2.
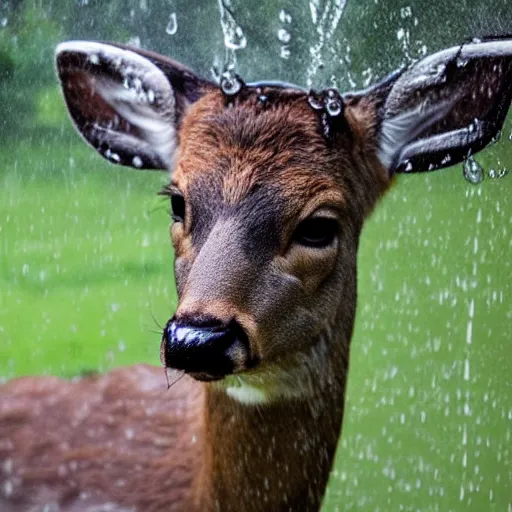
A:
216 0 247 83
166 12 178 36
306 0 347 87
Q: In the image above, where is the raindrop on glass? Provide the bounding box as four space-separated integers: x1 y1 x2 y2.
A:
463 155 484 185
456 55 469 68
220 70 242 96
326 99 342 117
280 46 291 60
279 9 292 24
132 156 143 168
219 0 247 50
400 6 412 18
278 28 291 44
211 63 221 82
309 0 318 24
490 130 501 145
166 13 178 35
488 168 508 179
127 36 141 48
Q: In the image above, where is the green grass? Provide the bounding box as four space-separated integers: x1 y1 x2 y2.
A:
1 119 511 510
0 137 174 377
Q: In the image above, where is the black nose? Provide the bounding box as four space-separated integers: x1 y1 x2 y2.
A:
161 318 249 381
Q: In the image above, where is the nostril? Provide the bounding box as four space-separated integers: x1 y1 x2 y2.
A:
176 313 229 332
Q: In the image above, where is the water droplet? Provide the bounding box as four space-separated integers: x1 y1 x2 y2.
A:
132 77 143 93
127 36 141 47
166 12 178 35
309 0 318 24
280 46 291 60
490 130 501 144
400 6 412 18
0 17 8 28
132 156 143 168
279 9 292 24
509 130 512 141
88 53 100 65
220 70 242 96
326 98 342 117
463 156 484 184
488 167 508 179
278 28 291 44
441 154 452 165
219 0 247 50
307 93 324 111
3 480 13 497
456 56 469 68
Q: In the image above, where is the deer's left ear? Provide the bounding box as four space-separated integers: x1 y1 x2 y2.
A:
56 41 215 170
361 37 512 174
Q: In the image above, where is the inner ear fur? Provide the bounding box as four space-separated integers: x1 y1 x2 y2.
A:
56 41 214 171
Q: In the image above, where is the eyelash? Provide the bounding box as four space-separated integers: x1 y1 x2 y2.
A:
159 184 185 223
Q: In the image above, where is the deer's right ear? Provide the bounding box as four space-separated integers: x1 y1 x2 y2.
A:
56 41 214 170
355 37 512 175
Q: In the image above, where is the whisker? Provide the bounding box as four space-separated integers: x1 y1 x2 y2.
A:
164 370 185 391
150 312 165 332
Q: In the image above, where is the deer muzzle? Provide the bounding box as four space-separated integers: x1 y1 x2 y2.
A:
161 318 254 381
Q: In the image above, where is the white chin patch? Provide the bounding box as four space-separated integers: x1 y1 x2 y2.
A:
220 336 330 406
225 382 268 405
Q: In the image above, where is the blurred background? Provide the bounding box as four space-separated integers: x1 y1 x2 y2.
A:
0 0 511 510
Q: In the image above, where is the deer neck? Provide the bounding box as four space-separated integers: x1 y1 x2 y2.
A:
192 324 352 512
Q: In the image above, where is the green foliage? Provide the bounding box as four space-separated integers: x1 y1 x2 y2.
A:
0 3 63 137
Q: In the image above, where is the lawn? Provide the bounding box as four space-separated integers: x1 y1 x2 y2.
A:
0 136 172 377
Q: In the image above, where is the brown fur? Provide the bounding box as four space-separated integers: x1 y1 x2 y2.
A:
0 87 391 511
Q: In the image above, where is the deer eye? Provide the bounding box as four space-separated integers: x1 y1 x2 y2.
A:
293 217 338 248
170 193 186 223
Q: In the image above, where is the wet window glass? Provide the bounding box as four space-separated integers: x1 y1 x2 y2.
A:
0 1 511 510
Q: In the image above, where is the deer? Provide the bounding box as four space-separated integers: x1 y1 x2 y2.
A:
0 37 511 512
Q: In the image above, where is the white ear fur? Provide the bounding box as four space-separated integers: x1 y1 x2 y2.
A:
377 98 455 170
374 38 512 174
56 41 178 170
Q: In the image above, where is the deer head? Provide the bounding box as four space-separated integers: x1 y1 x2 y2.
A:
56 39 512 404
